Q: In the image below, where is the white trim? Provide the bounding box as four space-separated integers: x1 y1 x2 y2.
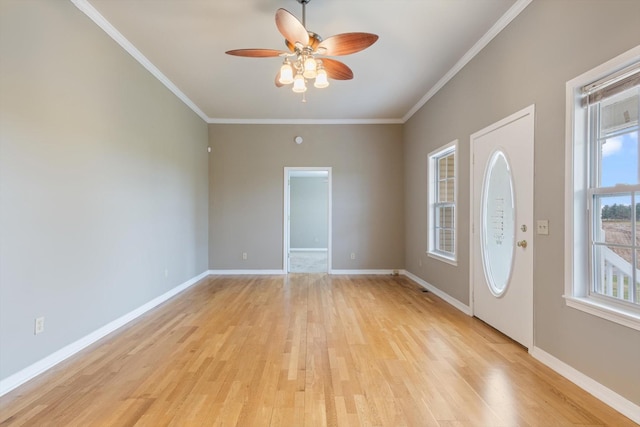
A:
0 270 209 397
330 269 397 275
564 296 640 332
71 0 530 125
290 248 328 252
402 0 533 122
403 271 473 316
427 252 458 267
531 347 640 424
564 45 640 328
208 270 286 275
284 167 332 274
427 140 458 263
69 0 209 123
207 118 404 125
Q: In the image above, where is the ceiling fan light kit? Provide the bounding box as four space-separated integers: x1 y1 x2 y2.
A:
225 0 378 100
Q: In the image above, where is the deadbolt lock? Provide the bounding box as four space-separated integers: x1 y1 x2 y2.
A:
521 225 527 232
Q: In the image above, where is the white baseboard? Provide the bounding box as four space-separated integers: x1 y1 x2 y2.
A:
7 270 636 424
208 269 286 275
290 248 328 252
0 270 209 397
330 269 398 275
530 346 640 424
402 270 473 316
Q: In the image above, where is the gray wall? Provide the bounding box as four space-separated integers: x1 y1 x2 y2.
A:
209 124 404 270
290 177 328 249
0 0 209 380
404 0 640 406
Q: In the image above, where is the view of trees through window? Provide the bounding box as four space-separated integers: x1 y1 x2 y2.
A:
591 86 639 305
600 203 640 220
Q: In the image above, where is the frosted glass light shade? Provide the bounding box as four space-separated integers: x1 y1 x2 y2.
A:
292 74 307 93
303 57 317 79
314 69 329 88
279 62 294 84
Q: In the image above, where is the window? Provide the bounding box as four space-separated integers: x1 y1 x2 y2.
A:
428 140 457 264
565 46 640 330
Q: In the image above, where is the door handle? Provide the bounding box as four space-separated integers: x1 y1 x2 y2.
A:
517 240 527 249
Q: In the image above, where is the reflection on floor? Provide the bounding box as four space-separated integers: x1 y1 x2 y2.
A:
289 249 327 273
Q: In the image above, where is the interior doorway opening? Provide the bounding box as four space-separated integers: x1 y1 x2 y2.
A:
284 167 332 273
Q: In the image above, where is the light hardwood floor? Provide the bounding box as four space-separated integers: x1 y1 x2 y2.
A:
0 274 636 426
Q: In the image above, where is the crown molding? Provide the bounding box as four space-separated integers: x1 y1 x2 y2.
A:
71 0 531 126
402 0 533 123
70 0 209 123
207 118 404 125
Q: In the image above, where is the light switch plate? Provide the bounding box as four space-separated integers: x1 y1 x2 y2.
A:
537 220 549 235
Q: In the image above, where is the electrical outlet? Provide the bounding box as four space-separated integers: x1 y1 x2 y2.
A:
350 252 356 260
34 317 45 335
164 268 169 278
242 252 248 260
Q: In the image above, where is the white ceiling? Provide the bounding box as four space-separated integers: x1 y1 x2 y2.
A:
76 0 529 123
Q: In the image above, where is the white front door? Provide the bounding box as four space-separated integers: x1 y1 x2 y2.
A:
471 105 535 349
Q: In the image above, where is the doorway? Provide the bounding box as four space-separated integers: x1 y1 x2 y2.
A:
283 167 332 273
470 105 535 349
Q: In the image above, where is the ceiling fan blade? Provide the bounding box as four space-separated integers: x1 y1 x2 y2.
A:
321 58 353 80
275 8 309 47
317 33 379 56
225 49 286 58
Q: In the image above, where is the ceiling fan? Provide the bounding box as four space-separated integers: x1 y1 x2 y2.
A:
225 0 378 97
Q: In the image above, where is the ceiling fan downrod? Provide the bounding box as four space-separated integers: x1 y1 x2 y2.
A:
296 0 311 27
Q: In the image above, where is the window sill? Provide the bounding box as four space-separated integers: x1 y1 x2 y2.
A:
427 252 457 266
564 295 640 331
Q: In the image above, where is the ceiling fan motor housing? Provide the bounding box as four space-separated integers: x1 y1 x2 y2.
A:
285 32 322 52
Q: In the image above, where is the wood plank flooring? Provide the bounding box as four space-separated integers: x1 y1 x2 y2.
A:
0 274 636 426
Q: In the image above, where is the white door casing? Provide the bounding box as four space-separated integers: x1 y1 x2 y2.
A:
283 167 332 273
470 105 535 349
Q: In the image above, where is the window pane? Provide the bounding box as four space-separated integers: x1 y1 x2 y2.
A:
446 154 455 178
594 243 633 300
429 143 457 261
600 132 639 186
438 180 453 203
635 249 640 304
636 196 640 248
599 88 639 139
437 205 454 228
438 156 448 180
594 193 633 245
438 229 454 253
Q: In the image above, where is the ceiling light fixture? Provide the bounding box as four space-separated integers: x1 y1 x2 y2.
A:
225 0 378 100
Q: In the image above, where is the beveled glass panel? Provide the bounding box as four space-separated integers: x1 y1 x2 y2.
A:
481 150 515 296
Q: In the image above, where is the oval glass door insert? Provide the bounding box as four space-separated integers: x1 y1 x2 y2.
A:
481 149 515 296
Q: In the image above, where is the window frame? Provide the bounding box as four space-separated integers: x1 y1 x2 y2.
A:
428 140 458 265
565 45 640 331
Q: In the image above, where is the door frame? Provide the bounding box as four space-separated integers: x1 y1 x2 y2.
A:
283 167 332 273
468 104 535 348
